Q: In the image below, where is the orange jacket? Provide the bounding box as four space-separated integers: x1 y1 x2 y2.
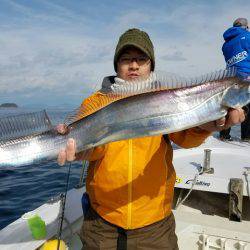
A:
83 91 211 229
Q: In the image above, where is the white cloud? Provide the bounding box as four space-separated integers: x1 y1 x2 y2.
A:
0 29 113 95
146 1 250 76
161 51 187 62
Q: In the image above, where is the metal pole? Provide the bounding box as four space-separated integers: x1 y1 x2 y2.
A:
203 149 214 174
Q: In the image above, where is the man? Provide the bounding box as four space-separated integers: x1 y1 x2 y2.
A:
220 17 250 141
57 28 245 249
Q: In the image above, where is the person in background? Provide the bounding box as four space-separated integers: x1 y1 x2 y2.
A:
220 17 250 141
57 28 246 249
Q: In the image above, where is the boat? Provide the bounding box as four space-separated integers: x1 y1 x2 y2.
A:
0 135 250 250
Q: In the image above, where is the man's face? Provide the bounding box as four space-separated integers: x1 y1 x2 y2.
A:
117 47 151 81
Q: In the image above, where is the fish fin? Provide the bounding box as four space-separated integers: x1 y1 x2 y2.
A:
110 67 237 95
0 110 53 141
64 93 123 125
64 67 237 125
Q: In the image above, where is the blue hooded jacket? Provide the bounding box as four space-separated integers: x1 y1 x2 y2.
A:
222 27 250 73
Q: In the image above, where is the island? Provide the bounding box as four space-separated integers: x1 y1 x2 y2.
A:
0 103 18 108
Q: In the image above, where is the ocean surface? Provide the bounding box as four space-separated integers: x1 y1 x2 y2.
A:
0 107 241 230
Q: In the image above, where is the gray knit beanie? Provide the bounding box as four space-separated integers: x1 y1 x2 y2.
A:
113 28 155 72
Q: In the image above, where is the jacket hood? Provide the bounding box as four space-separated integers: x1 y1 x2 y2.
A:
223 27 247 42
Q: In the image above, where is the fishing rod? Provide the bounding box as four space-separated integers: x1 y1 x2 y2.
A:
57 162 72 250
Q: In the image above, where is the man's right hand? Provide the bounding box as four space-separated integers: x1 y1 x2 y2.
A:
56 124 76 166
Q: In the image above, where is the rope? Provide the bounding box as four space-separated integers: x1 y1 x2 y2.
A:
176 167 203 209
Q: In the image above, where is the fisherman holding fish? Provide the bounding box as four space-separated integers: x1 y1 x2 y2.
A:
57 29 246 249
220 17 250 141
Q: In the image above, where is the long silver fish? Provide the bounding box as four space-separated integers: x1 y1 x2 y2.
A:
0 67 249 167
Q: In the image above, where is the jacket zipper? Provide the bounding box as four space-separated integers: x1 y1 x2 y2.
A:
128 139 132 228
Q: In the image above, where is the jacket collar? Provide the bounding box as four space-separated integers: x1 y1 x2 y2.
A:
100 76 116 93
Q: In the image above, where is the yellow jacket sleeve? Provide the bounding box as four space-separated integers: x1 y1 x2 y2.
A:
169 127 212 148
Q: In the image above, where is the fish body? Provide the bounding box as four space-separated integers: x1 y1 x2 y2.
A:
0 69 249 167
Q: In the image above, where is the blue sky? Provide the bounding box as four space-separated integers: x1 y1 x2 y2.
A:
0 0 249 108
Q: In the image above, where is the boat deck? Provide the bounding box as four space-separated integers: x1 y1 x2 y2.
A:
173 136 250 249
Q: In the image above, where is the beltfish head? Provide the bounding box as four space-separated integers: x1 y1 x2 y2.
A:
221 78 250 108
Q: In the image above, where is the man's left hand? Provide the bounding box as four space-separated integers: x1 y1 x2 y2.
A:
198 108 246 132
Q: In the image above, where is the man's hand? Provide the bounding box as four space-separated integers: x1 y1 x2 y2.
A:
56 124 93 166
198 108 245 132
56 124 76 166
